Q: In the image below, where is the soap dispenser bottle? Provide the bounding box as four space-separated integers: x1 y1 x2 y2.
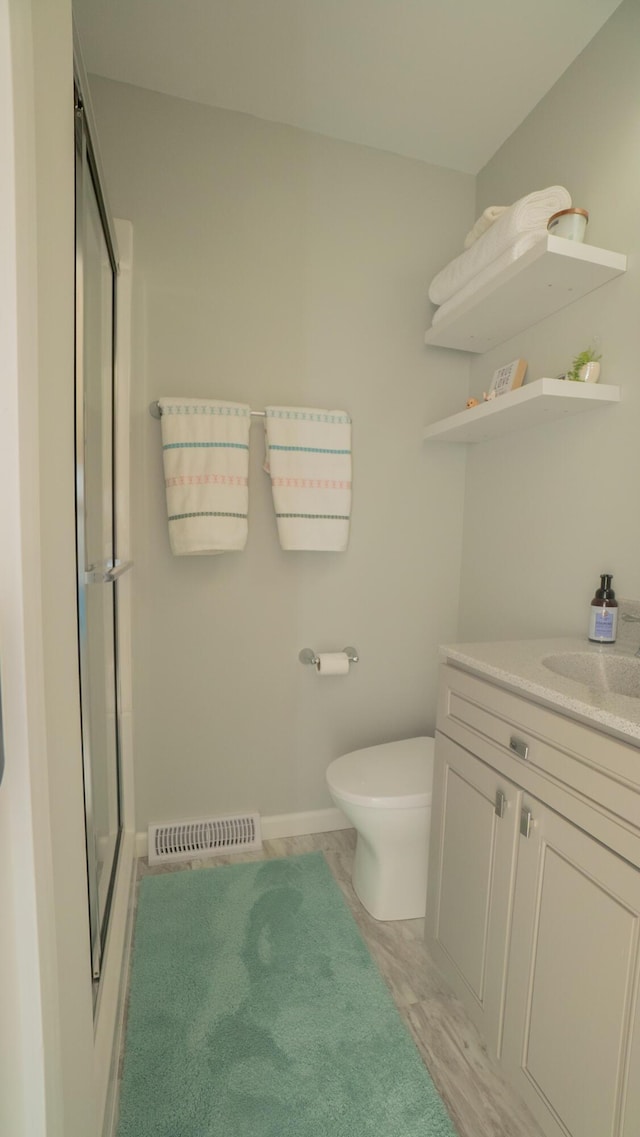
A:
588 573 618 643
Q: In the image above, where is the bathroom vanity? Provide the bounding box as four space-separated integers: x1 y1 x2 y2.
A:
426 639 640 1137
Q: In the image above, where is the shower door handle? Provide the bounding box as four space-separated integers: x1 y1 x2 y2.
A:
104 560 133 582
85 560 133 584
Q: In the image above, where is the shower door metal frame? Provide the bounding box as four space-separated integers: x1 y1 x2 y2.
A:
74 81 127 983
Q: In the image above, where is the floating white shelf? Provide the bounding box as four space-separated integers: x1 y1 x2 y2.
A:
422 378 621 444
424 236 627 354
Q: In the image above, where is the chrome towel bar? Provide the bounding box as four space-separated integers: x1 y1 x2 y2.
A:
149 401 265 419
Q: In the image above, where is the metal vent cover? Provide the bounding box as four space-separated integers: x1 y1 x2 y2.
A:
148 812 262 865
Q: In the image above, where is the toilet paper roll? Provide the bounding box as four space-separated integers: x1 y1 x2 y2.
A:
315 652 350 676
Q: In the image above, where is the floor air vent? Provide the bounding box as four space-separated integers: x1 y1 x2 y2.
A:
148 813 262 865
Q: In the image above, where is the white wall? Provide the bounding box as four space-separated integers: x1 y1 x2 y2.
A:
1 1 98 1135
458 0 640 642
87 78 473 832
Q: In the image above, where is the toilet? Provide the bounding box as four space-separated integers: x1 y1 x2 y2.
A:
326 736 435 921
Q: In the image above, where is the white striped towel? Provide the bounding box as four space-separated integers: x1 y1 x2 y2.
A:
263 406 352 551
158 397 251 555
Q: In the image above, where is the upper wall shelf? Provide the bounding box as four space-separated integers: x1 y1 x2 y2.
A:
422 377 620 444
424 235 627 354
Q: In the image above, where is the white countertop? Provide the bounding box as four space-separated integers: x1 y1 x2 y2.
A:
440 637 640 745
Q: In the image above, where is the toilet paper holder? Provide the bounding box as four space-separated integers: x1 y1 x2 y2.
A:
299 646 359 666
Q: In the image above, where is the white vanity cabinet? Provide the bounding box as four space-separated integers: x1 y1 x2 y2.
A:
426 662 640 1137
427 732 521 1057
502 793 640 1137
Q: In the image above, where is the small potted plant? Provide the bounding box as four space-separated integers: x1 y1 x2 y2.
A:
567 345 602 383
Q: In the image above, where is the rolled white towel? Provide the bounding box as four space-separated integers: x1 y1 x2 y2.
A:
430 229 548 326
429 185 571 306
463 205 508 249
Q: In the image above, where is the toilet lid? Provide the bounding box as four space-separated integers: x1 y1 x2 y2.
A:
326 737 434 809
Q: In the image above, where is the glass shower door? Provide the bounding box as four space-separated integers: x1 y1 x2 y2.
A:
75 88 127 982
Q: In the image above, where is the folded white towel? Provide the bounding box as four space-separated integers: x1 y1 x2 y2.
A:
430 229 548 326
264 406 352 552
463 205 508 249
429 185 571 306
158 397 251 555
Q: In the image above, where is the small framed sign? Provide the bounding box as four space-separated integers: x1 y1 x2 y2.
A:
488 358 528 398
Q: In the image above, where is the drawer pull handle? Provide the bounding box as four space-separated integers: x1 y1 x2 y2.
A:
520 806 534 839
510 736 529 761
495 790 506 819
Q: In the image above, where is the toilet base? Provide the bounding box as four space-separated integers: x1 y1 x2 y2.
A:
326 736 435 922
351 811 430 921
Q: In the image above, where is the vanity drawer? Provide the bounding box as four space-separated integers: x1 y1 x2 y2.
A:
437 663 640 839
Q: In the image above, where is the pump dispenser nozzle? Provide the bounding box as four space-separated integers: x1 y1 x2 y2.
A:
596 573 615 599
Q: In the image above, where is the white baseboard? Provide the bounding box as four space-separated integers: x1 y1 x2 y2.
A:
135 807 350 859
261 807 351 840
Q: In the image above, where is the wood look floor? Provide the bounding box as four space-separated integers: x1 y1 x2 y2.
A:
128 830 543 1137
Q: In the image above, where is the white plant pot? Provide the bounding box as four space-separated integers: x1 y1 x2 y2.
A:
579 361 601 383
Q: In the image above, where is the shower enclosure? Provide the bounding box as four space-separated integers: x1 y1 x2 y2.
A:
74 79 130 984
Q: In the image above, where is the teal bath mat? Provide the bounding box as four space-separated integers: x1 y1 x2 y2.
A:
117 852 457 1137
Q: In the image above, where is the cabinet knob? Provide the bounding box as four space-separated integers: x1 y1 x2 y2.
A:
510 736 529 761
495 789 506 818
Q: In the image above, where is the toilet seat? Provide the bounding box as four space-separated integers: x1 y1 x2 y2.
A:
326 737 434 809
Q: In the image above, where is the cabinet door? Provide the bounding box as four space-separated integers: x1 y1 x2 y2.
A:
426 732 521 1056
502 798 640 1137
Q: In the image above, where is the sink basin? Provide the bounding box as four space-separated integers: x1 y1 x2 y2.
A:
542 651 640 699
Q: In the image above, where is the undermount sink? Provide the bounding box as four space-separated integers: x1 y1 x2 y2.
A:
542 651 640 699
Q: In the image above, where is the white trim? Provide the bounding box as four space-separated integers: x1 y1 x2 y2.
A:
0 3 62 1132
98 838 137 1137
113 218 135 827
261 807 351 840
135 830 149 858
135 807 351 858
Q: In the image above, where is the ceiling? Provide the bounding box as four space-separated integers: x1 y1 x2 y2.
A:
73 0 624 175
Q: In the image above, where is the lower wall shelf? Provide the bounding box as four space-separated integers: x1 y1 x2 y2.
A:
422 377 621 443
